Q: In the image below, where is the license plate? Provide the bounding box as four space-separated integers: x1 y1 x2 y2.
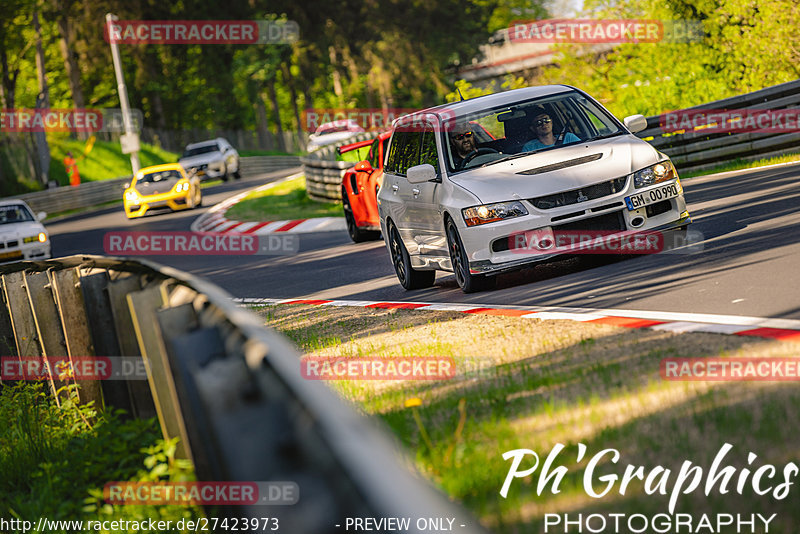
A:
0 250 23 261
625 183 679 211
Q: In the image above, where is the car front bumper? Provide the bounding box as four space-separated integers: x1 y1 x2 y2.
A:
125 191 191 218
0 242 51 264
460 179 691 275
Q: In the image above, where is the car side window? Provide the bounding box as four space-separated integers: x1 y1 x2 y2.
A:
397 131 421 175
385 132 406 174
368 139 380 169
420 124 439 173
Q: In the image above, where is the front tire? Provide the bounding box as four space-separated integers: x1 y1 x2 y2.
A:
446 218 496 293
388 222 436 290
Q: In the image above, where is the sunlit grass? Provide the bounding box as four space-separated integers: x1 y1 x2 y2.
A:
257 303 800 533
224 175 342 222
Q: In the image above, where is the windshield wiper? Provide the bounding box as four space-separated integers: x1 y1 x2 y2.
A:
586 131 625 142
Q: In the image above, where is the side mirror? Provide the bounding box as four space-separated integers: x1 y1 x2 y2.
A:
354 160 372 172
37 211 47 221
407 164 437 184
624 114 648 134
124 182 130 189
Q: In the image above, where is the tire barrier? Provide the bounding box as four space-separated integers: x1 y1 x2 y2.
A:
301 133 374 203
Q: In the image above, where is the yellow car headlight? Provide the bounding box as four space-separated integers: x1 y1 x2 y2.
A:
124 190 139 202
23 233 47 243
174 181 189 193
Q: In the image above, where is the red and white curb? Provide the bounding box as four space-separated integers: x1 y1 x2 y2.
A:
190 172 346 235
234 298 800 342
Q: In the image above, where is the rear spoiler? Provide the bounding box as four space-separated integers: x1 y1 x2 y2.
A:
337 138 374 155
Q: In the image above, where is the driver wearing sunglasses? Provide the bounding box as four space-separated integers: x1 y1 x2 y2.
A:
523 106 580 152
449 122 478 169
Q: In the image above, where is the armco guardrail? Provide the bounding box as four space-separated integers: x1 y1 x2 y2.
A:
638 79 800 174
4 156 301 216
301 133 374 202
0 255 489 534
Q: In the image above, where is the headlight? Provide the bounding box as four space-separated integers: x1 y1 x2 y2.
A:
23 233 47 244
462 201 528 227
175 181 189 192
124 190 139 202
633 160 677 188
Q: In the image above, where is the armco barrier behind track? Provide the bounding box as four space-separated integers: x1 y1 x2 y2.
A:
637 79 800 174
0 256 488 534
4 156 301 216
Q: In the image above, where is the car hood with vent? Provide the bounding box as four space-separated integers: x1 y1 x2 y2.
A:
134 176 181 196
447 134 662 205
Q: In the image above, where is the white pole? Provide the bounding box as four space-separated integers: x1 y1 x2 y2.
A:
105 13 140 174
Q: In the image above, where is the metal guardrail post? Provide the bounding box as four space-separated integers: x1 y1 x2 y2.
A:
23 270 73 400
49 268 104 406
79 270 134 414
128 284 193 461
105 274 157 419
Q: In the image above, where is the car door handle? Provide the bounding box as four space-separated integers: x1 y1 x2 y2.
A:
412 188 420 196
391 184 399 192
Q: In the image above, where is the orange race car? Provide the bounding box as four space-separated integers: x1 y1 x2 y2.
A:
338 131 391 242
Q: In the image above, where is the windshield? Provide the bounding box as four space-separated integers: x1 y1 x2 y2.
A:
181 144 220 158
443 90 624 173
0 204 35 225
137 169 182 184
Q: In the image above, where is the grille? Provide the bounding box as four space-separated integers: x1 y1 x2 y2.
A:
491 210 627 253
554 210 626 233
529 176 628 210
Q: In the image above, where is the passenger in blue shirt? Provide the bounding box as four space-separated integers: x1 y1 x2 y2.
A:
523 107 580 152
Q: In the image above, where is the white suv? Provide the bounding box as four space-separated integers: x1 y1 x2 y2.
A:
178 138 240 181
378 85 691 292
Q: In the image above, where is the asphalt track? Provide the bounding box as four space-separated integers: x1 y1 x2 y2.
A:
47 162 800 320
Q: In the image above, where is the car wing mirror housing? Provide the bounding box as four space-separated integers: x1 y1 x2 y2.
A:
354 160 372 172
623 114 648 134
406 164 437 184
37 211 47 221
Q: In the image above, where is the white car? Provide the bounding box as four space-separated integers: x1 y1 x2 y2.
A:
378 85 691 292
307 119 365 152
0 200 51 263
178 138 240 181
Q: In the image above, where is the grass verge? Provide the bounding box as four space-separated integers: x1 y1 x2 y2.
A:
0 382 201 528
48 134 179 185
257 303 800 533
224 175 342 222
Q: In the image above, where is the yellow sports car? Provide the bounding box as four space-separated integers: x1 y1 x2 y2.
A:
123 163 202 219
